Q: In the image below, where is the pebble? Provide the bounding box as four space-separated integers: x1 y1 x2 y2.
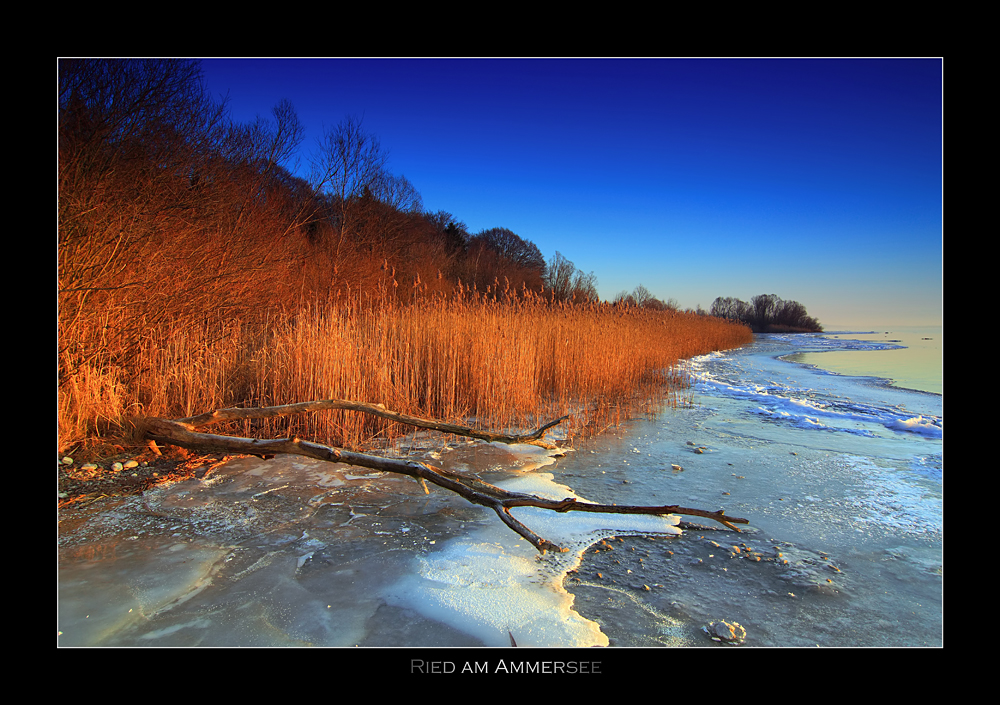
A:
61 457 144 473
704 620 746 644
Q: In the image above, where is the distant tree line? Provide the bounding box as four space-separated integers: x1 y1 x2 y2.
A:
612 284 678 311
710 294 822 333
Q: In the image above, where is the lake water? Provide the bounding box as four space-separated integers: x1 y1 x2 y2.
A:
783 326 942 395
57 329 942 649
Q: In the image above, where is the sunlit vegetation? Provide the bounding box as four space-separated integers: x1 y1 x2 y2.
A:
58 59 753 457
58 287 753 455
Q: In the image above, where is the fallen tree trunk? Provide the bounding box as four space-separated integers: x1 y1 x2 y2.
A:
140 400 748 553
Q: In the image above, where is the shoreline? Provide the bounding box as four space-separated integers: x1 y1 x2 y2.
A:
778 352 942 397
769 327 942 396
564 338 942 647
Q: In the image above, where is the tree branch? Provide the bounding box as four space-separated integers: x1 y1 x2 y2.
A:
141 401 748 553
177 398 568 448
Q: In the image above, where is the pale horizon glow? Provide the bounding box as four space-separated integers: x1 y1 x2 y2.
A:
200 58 943 329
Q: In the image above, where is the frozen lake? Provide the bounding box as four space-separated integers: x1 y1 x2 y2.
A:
57 331 942 648
563 329 942 647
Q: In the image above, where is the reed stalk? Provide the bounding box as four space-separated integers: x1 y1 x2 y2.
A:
57 287 753 457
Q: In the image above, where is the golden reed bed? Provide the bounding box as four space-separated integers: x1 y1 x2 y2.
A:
58 288 753 456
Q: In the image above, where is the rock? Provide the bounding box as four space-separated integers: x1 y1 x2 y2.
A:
704 620 747 644
124 460 139 469
81 463 98 471
111 462 124 472
61 457 73 466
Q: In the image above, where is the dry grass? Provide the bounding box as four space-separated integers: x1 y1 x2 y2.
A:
57 287 753 458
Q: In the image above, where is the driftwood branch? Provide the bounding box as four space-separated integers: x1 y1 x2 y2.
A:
177 399 567 449
141 401 748 553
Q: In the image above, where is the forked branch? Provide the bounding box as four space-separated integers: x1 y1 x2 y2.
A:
141 400 748 553
177 398 567 449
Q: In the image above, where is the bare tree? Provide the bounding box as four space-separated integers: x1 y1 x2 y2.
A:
752 294 780 329
373 172 423 214
632 284 666 309
311 115 387 201
471 228 546 272
309 117 437 293
543 252 599 303
570 269 599 303
464 228 546 294
310 116 389 270
544 251 577 301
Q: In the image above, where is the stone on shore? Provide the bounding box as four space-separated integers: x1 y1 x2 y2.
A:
704 620 747 644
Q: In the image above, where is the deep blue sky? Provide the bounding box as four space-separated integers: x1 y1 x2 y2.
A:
200 58 942 329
